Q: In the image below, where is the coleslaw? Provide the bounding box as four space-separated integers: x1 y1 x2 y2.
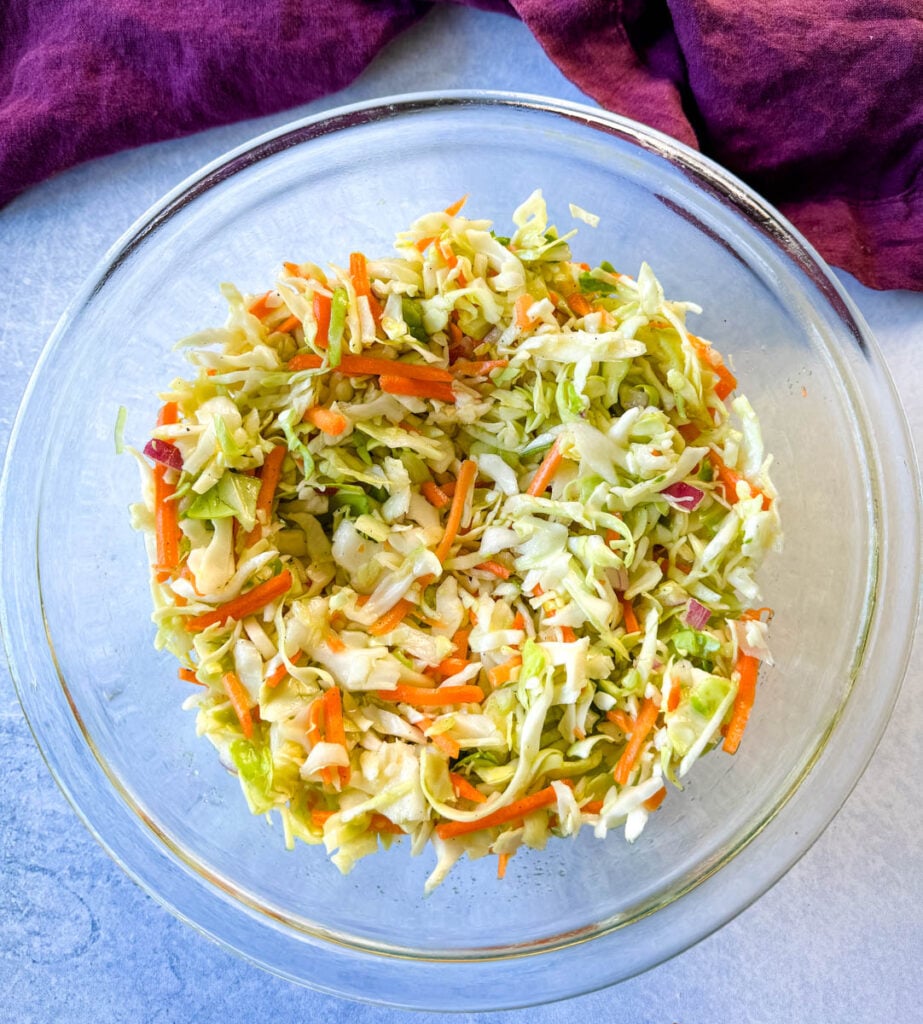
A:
131 192 781 890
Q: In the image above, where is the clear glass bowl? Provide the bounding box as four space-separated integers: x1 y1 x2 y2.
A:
1 92 918 1011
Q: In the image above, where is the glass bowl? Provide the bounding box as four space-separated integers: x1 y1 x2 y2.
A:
1 92 918 1011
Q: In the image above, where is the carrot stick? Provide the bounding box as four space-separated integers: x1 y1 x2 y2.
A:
313 292 331 349
440 480 457 497
431 732 461 758
667 685 681 712
497 852 511 880
278 315 300 334
375 684 484 706
248 292 274 319
643 786 667 812
153 403 181 582
422 480 450 509
435 784 558 839
451 359 509 377
177 667 203 685
436 657 470 678
708 450 772 510
621 596 639 633
723 652 759 754
324 686 350 785
487 655 522 688
338 355 452 382
581 799 604 815
326 633 347 654
435 459 478 563
222 671 254 740
439 241 458 268
512 613 525 631
265 649 303 688
185 569 293 632
414 236 438 253
560 626 577 643
444 194 468 217
449 772 487 804
370 813 405 834
689 335 737 400
310 809 333 827
368 598 414 636
349 252 383 323
677 422 701 443
526 435 566 496
288 353 324 372
283 261 309 279
568 293 591 317
476 560 511 579
514 294 537 331
452 628 470 659
606 708 634 733
303 405 349 436
244 444 287 547
380 375 456 403
613 698 660 785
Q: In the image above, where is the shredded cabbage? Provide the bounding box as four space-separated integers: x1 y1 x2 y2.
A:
132 192 782 891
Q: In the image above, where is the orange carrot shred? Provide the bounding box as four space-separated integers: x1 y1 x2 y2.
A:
581 799 604 814
476 560 511 579
414 236 438 253
313 292 331 349
449 772 488 804
337 355 452 382
266 650 303 688
677 422 701 443
613 698 660 785
431 732 461 758
444 194 469 217
422 480 451 509
278 315 300 334
560 626 577 643
451 359 509 377
303 405 349 436
568 293 592 317
324 686 350 785
526 435 566 497
643 786 667 812
451 628 470 659
723 652 759 754
375 684 484 706
370 813 404 834
368 598 415 636
222 671 254 740
487 655 522 688
244 444 287 547
177 667 202 685
514 294 537 330
708 450 772 511
185 569 292 633
248 292 274 319
606 708 634 733
434 459 477 563
621 596 640 633
153 403 181 582
497 852 511 880
380 375 456 403
326 633 346 654
436 784 558 839
436 657 470 678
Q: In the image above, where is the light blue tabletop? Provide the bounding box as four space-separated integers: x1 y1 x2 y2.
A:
1 7 920 1022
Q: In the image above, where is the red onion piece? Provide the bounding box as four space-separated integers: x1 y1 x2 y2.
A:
683 598 711 630
661 481 704 511
143 438 183 471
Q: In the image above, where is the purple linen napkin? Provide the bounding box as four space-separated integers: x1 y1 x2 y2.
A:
2 0 920 290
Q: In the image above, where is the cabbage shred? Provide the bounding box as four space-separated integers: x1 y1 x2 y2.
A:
134 192 781 891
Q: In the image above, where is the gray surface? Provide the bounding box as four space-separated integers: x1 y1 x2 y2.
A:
1 6 920 1022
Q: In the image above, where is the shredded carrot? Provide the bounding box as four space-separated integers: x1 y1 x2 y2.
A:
422 480 450 508
414 235 438 253
324 686 350 785
452 628 470 659
560 626 577 643
644 786 667 812
326 633 346 654
244 444 287 547
368 598 415 636
487 655 522 688
526 435 566 496
177 667 202 685
446 320 464 349
667 685 681 712
581 799 604 814
153 403 181 582
436 784 558 839
689 335 737 400
248 291 275 319
677 422 701 443
613 698 660 785
349 251 371 295
265 650 303 688
303 405 349 436
380 375 456 403
568 293 592 317
439 241 458 268
708 450 772 510
430 732 461 758
434 459 477 563
452 359 509 377
370 813 405 834
621 596 640 633
313 292 331 349
742 606 774 622
283 261 309 279
723 652 759 754
606 708 634 733
476 560 511 579
343 355 454 381
512 613 525 631
375 684 484 706
277 315 300 334
449 772 487 804
444 194 468 217
288 353 323 372
222 671 254 740
310 809 333 828
185 569 292 632
497 852 511 880
436 657 470 678
514 294 538 331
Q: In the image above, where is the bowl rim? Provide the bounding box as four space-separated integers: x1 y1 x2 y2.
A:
2 89 920 1009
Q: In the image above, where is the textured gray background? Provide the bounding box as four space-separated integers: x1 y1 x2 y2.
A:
1 6 920 1023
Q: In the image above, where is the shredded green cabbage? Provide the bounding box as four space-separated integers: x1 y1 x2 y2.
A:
133 192 782 891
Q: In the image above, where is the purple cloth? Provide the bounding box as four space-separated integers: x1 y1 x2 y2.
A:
2 1 920 290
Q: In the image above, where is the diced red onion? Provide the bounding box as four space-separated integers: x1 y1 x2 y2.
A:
661 481 704 511
143 438 183 471
683 598 711 630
